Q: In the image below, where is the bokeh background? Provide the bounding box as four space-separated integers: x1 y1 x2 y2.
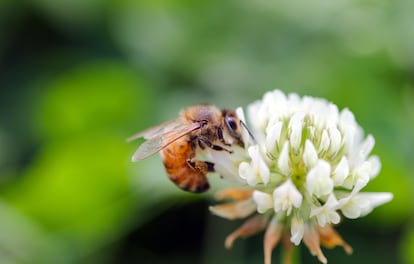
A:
1 0 413 263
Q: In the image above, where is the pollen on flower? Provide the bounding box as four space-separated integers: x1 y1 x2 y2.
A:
207 89 393 264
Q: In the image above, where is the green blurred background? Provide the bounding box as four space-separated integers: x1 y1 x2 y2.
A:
0 0 413 263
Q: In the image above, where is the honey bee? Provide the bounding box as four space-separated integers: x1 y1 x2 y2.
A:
128 105 245 193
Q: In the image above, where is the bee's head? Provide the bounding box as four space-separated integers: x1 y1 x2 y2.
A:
222 110 244 147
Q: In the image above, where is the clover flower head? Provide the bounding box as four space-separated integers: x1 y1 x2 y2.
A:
207 89 393 264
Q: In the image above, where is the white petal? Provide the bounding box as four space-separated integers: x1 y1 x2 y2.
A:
273 179 302 216
263 91 277 113
247 101 267 140
316 213 336 227
339 195 369 219
272 89 288 102
328 211 341 224
268 89 288 117
326 103 339 126
367 155 381 179
306 160 333 198
303 140 318 169
354 161 371 186
235 107 253 147
249 145 270 184
310 194 338 216
287 180 303 209
342 126 355 154
253 190 273 213
338 109 356 152
338 191 393 219
290 215 305 245
365 192 393 208
278 142 291 176
290 123 302 151
339 108 356 130
289 112 305 151
360 135 375 159
307 126 316 140
355 178 368 193
342 161 371 190
238 162 257 186
333 157 349 186
259 163 270 185
357 192 393 217
287 93 301 108
310 194 340 226
266 121 283 153
319 130 330 153
248 145 261 160
328 127 342 154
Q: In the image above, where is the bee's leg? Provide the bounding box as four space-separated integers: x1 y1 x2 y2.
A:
187 140 215 173
187 158 215 173
217 127 231 146
198 137 233 153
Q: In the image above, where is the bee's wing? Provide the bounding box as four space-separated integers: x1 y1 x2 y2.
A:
131 122 201 162
127 118 184 142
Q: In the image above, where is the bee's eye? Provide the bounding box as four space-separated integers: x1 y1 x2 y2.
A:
225 117 238 131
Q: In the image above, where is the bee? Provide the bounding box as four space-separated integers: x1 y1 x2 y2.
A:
128 105 245 193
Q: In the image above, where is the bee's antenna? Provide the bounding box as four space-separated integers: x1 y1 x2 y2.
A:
240 120 256 144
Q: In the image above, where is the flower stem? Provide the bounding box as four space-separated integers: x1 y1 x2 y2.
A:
280 244 301 264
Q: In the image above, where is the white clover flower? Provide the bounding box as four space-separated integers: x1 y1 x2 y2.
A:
209 89 393 264
239 145 270 186
272 179 302 216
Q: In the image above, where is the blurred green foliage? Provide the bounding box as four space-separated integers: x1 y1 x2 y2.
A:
0 0 413 263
